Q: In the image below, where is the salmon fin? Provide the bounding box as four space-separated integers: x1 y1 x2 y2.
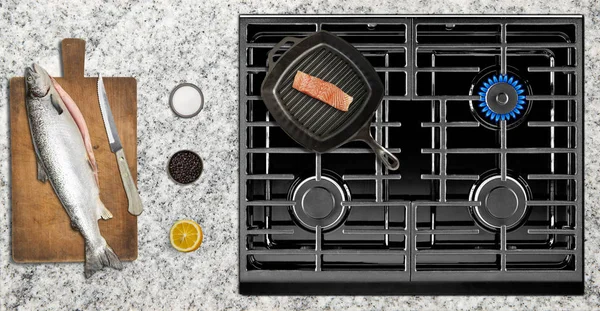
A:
50 94 63 115
36 159 48 183
51 77 99 186
84 239 123 278
97 198 113 220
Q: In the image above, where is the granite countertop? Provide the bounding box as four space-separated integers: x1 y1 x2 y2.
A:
1 1 599 310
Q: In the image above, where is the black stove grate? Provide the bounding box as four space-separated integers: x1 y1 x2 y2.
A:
239 15 583 295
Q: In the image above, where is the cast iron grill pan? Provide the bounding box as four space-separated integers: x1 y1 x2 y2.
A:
261 31 399 170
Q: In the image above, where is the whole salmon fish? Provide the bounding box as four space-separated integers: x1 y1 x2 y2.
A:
24 64 122 278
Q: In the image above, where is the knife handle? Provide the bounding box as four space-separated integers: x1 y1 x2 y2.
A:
115 148 143 216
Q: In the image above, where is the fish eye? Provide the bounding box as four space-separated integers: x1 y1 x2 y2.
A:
27 76 32 81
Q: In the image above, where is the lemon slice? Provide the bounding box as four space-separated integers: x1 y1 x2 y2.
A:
170 219 203 252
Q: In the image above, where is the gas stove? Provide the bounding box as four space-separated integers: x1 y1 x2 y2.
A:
239 15 584 295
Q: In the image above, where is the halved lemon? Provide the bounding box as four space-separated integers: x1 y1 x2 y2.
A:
170 219 203 252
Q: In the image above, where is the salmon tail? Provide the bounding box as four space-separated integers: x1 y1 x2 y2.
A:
84 239 123 278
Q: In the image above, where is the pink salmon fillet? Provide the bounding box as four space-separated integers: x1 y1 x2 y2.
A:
292 71 353 112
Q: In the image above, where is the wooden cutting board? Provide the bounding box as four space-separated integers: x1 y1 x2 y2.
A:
10 39 138 262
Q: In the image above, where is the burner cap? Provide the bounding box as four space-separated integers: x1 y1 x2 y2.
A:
302 187 335 219
468 173 531 232
288 172 350 232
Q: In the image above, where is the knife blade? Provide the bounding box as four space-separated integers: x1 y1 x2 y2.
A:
98 75 143 216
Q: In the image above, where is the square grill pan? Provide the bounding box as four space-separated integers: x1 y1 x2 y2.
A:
261 31 398 169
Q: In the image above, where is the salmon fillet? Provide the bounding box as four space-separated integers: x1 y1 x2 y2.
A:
292 71 353 112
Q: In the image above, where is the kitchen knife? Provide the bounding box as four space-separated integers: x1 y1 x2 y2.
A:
98 75 143 216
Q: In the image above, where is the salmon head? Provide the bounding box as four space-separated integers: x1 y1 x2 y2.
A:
25 64 52 98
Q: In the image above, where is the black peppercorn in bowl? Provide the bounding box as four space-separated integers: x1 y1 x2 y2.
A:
167 150 204 185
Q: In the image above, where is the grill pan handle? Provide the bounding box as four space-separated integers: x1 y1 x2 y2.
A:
267 36 303 74
355 124 400 171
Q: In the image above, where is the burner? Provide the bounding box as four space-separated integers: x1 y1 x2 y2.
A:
469 66 533 130
468 171 532 232
477 74 526 121
288 171 350 232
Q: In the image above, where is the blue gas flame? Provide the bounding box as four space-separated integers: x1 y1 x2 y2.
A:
478 74 526 122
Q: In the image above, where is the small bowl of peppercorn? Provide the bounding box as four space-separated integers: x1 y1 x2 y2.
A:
167 150 204 185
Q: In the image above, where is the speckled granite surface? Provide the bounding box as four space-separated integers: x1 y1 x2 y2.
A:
0 1 599 310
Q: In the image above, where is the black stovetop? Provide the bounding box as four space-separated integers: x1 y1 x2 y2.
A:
238 15 584 295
